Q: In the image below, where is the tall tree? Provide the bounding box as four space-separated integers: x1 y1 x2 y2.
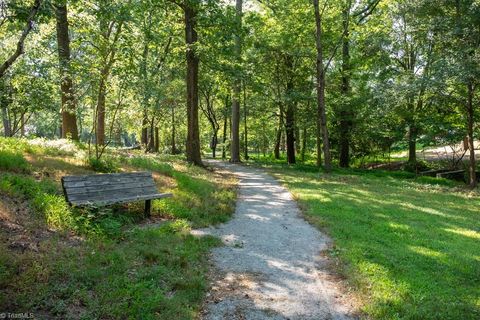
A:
338 0 352 167
55 1 78 140
95 7 124 147
284 54 296 164
230 0 243 162
184 1 202 165
313 0 332 171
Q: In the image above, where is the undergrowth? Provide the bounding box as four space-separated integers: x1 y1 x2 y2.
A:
0 138 237 319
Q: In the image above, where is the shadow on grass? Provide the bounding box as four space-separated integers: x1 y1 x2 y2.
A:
278 169 479 319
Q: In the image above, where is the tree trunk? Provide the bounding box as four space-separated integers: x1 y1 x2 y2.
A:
230 0 243 163
96 76 106 146
142 112 148 146
184 5 202 165
295 125 301 154
171 104 177 154
141 28 150 147
222 115 228 160
146 117 155 152
56 3 79 140
1 105 11 137
467 81 477 188
339 3 351 167
274 106 283 159
243 83 249 160
301 126 307 162
95 19 123 147
285 55 296 164
407 113 417 165
222 97 229 160
20 114 25 136
314 0 332 171
211 131 218 158
154 127 159 152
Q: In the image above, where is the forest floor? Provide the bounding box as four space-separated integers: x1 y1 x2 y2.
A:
194 161 357 320
0 138 237 319
247 161 479 320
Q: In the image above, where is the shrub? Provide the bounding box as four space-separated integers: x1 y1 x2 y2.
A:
403 159 431 173
88 156 118 173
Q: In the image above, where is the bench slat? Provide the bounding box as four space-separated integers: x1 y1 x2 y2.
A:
62 175 154 188
66 186 159 202
64 181 156 195
70 193 172 206
62 172 151 183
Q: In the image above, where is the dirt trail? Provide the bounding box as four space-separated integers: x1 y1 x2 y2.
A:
194 161 357 320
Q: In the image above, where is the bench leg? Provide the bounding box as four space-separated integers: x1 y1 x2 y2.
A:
144 199 152 218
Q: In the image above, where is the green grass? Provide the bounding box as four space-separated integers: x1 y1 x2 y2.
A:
0 150 31 173
2 222 220 319
0 138 236 319
257 162 479 319
127 155 236 227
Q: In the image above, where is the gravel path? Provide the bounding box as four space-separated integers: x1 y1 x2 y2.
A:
194 161 357 320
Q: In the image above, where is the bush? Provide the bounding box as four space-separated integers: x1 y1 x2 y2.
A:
402 159 431 173
88 156 118 173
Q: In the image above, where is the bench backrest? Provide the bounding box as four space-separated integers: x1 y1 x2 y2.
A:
61 172 158 206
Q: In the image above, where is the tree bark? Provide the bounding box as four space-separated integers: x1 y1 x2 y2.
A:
243 83 249 160
20 114 25 136
184 5 202 165
222 114 228 160
140 19 151 147
407 120 417 165
1 105 11 137
295 125 301 154
467 81 477 188
96 76 107 146
274 105 283 159
222 96 229 160
211 131 218 158
285 55 296 164
154 126 160 153
56 3 79 140
171 104 177 154
141 112 148 146
230 0 243 163
314 0 332 171
301 126 307 162
339 3 352 167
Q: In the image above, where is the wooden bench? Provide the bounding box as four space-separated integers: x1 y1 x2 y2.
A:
436 170 465 182
61 172 172 217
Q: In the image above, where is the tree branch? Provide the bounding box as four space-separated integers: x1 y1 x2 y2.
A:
0 0 42 78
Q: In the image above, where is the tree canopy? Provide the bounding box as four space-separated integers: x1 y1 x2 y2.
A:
1 0 479 185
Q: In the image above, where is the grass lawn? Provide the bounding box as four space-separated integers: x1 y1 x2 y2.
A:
251 161 480 320
0 137 236 319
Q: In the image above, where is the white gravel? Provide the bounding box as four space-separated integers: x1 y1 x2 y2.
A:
194 161 357 320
